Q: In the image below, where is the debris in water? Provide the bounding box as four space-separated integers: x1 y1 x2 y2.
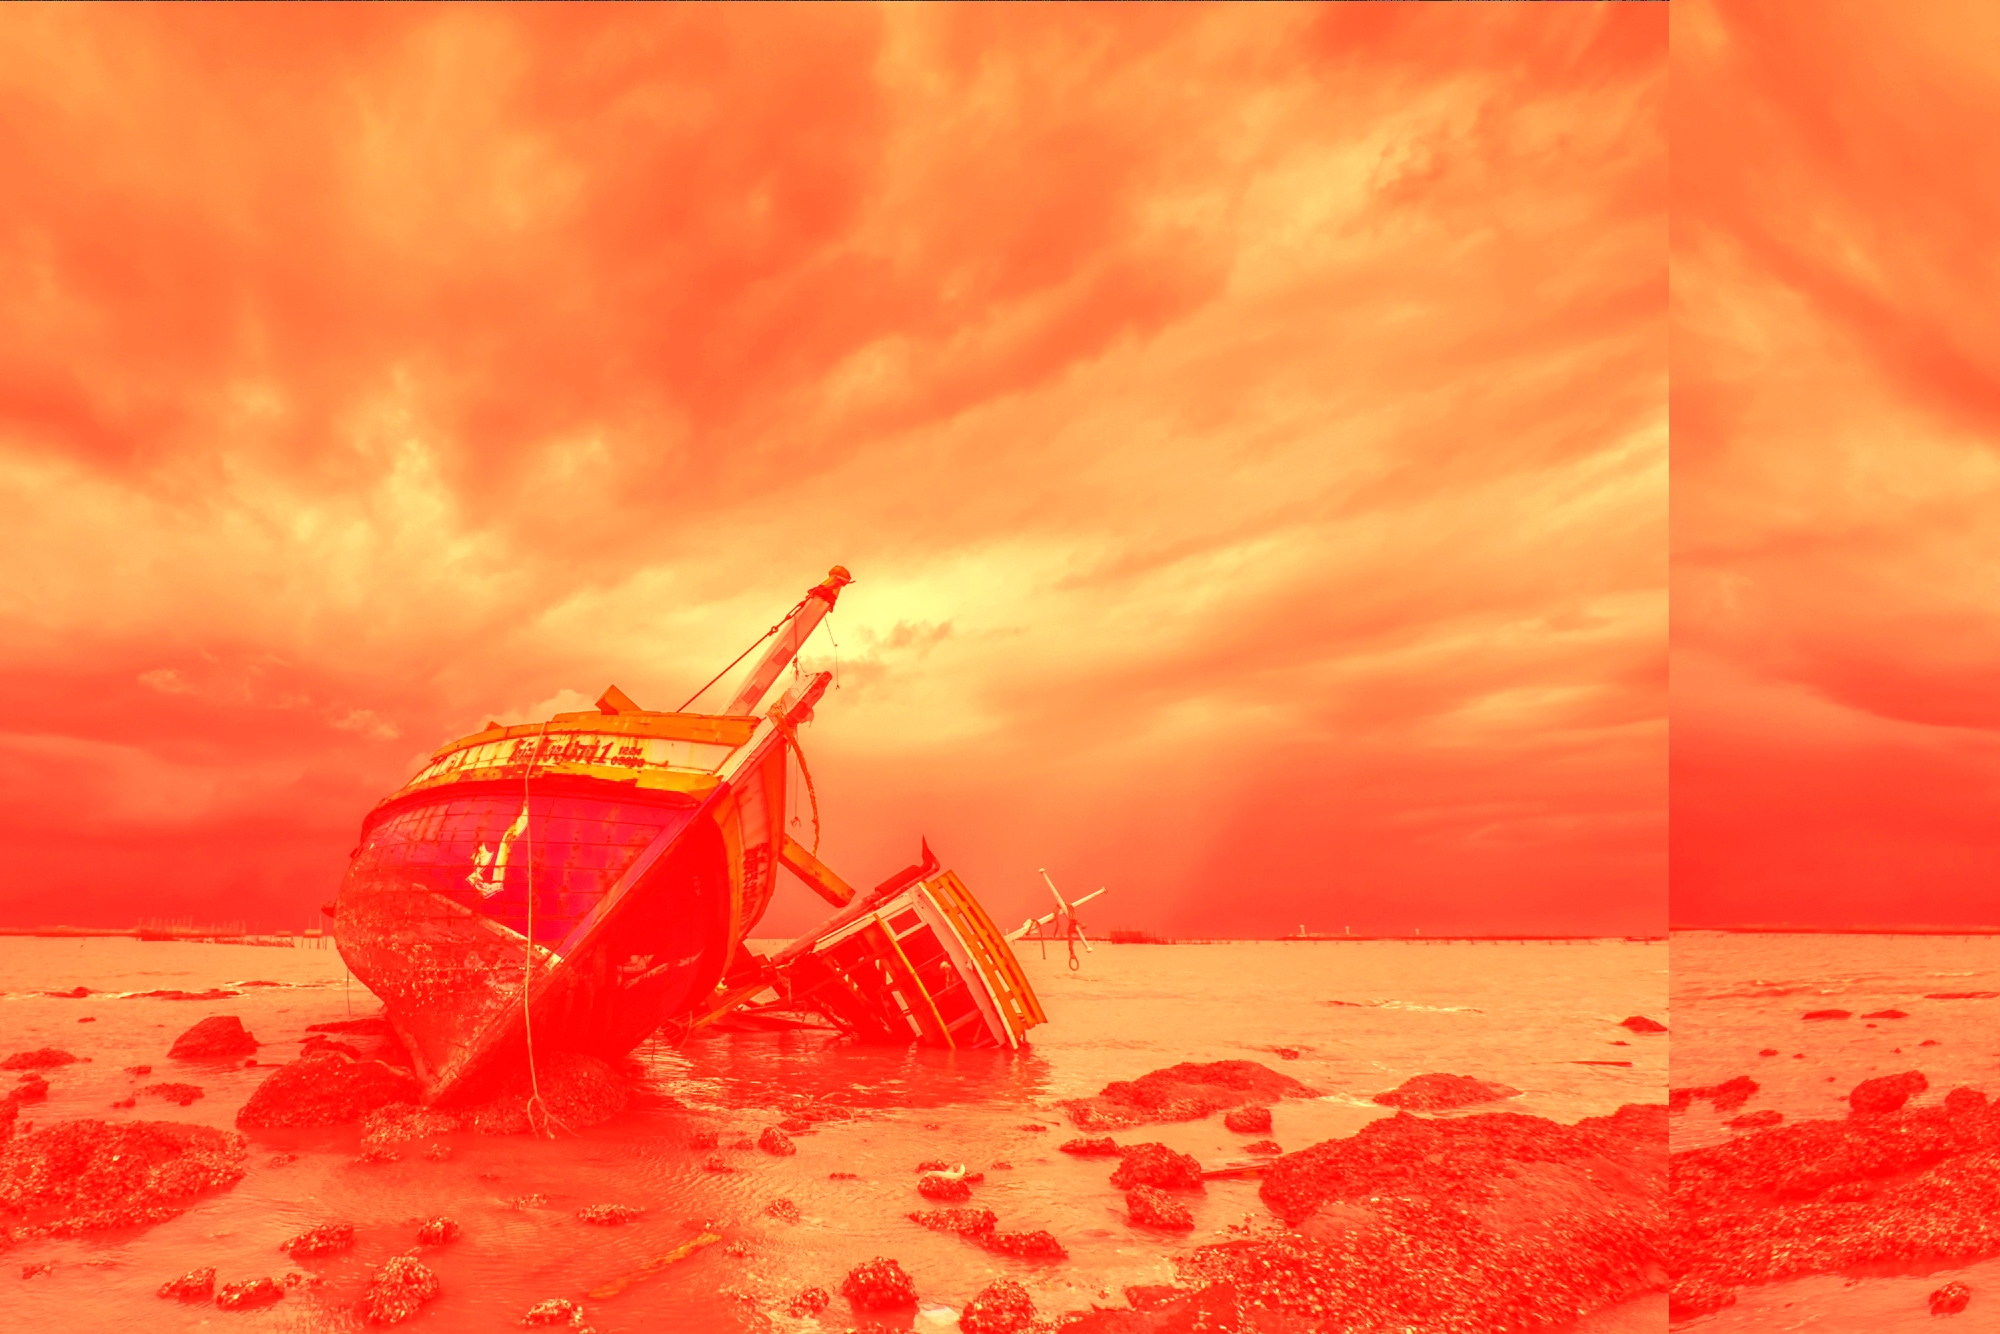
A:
577 1203 642 1226
0 1119 246 1234
424 1143 452 1161
583 1232 720 1300
1125 1185 1194 1230
1109 1143 1204 1191
359 1255 440 1325
841 1256 918 1310
215 1277 285 1310
1 1050 77 1071
156 1267 216 1301
960 1278 1036 1334
1372 1073 1522 1111
168 1016 258 1060
280 1222 356 1257
235 1053 421 1129
1062 1061 1314 1131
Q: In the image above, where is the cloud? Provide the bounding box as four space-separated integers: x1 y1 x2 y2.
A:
1671 0 2000 926
0 5 1664 936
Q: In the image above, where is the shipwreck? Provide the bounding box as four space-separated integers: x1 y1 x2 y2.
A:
331 567 1047 1105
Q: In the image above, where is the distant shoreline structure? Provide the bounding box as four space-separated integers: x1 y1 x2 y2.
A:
1672 924 2000 936
2 923 1666 945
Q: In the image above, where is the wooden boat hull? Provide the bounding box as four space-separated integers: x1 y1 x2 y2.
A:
334 709 793 1104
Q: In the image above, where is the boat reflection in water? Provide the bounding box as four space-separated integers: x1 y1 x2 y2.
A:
332 566 1045 1107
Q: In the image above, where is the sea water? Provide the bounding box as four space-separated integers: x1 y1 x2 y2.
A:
2 936 1665 1332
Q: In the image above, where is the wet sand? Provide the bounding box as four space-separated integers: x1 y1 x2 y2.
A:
4 936 1664 1331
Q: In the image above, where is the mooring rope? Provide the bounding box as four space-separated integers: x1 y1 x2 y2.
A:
677 597 811 712
519 719 569 1139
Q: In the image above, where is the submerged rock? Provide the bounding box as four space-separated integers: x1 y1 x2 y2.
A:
1223 1105 1272 1134
361 1104 461 1147
168 1016 258 1060
1125 1185 1194 1230
576 1203 642 1226
1 1050 78 1071
523 1296 595 1329
139 1083 204 1106
1372 1073 1522 1111
216 1277 285 1310
1620 1015 1668 1033
984 1228 1067 1260
360 1255 440 1325
1862 1009 1909 1020
236 1053 421 1130
758 1126 796 1156
1801 1008 1851 1021
1059 1136 1122 1157
458 1052 628 1135
156 1267 216 1301
841 1256 918 1309
416 1216 460 1245
787 1286 831 1317
918 1172 972 1202
0 1118 246 1234
1727 1110 1784 1129
909 1207 997 1237
1109 1143 1204 1191
1931 1282 1972 1316
280 1221 356 1257
1850 1070 1927 1116
1668 1075 1758 1114
1062 1060 1315 1131
960 1278 1036 1334
1244 1140 1283 1156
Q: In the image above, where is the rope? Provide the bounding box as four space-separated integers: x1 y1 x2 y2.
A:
519 719 569 1140
770 710 821 855
678 597 811 711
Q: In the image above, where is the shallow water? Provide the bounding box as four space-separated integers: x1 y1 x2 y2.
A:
3 935 1665 1331
1670 931 2000 1331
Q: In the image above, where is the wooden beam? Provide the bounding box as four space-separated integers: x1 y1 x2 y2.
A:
778 835 856 907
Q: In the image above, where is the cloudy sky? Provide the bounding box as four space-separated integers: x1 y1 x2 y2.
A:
1672 0 2000 928
0 5 1665 937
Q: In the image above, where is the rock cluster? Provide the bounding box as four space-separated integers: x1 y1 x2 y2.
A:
458 1052 629 1135
168 1017 259 1060
1371 1073 1521 1111
416 1216 460 1245
216 1277 285 1310
960 1278 1036 1334
1059 1136 1122 1156
0 1118 247 1234
1223 1105 1272 1134
236 1053 421 1129
576 1204 642 1226
1670 1081 2000 1318
359 1255 440 1325
1849 1070 1926 1116
841 1256 918 1309
1669 1075 1758 1113
280 1221 356 1257
1062 1061 1314 1131
157 1267 216 1301
1109 1143 1204 1191
1126 1185 1194 1230
2 1050 78 1070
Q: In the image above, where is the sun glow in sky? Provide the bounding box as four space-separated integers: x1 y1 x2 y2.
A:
0 6 1665 937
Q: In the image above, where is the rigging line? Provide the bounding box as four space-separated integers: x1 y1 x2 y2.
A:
770 709 822 855
677 597 813 711
519 718 569 1140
